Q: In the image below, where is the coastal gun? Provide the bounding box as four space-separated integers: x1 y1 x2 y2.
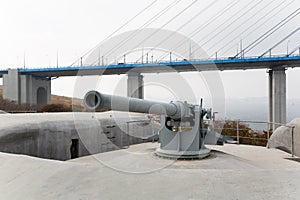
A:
84 90 214 159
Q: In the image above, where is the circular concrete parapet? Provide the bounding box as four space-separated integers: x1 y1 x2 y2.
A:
155 147 210 159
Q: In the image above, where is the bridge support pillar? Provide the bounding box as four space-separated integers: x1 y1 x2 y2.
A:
127 73 144 99
268 67 286 131
3 69 51 106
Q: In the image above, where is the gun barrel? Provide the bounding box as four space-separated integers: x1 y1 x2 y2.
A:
84 91 188 120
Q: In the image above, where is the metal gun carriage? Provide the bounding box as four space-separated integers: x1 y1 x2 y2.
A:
84 90 216 159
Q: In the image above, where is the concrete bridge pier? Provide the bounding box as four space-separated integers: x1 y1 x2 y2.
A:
3 69 51 106
127 72 144 99
268 67 286 130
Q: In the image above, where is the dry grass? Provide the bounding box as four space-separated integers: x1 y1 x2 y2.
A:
51 95 83 106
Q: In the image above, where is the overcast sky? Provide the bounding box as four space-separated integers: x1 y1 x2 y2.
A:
0 0 299 101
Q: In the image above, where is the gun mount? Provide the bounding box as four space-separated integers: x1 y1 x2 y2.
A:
84 90 214 159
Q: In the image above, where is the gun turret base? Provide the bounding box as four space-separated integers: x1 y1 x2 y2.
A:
155 147 210 159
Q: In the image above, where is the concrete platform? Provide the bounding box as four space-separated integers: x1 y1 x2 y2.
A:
0 143 300 199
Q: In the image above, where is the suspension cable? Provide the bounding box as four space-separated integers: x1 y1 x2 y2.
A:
156 0 239 61
200 0 265 48
160 0 260 61
69 0 158 66
234 7 300 58
206 0 279 54
100 0 183 64
258 27 300 58
130 0 199 63
218 0 293 57
287 44 300 56
134 0 219 63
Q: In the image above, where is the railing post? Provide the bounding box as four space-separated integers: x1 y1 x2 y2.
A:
237 120 240 144
267 122 270 148
292 126 295 157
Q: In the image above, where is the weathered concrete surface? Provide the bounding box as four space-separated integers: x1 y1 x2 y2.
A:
0 112 158 160
127 72 144 98
269 68 286 130
268 118 300 156
0 143 299 200
3 69 51 105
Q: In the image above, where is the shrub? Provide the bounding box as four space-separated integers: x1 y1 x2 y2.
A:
40 104 72 112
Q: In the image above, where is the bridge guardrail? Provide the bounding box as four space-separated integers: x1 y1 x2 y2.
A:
2 54 300 70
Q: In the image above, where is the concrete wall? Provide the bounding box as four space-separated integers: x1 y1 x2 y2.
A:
268 68 286 130
31 76 51 105
3 69 19 103
3 69 51 105
0 112 158 160
127 73 144 99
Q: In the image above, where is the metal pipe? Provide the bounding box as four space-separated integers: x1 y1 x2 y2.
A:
84 90 190 120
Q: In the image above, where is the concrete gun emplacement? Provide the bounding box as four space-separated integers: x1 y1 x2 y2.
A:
84 90 217 159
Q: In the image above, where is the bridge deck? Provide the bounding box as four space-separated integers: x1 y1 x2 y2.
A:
1 56 300 78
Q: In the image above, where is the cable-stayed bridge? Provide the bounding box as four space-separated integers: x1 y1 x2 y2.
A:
1 0 300 130
0 55 299 77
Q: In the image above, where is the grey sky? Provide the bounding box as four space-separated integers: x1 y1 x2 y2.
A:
0 0 299 100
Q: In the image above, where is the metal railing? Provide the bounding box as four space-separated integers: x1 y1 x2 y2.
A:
214 120 296 157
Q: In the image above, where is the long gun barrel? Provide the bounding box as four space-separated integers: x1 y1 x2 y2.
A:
84 90 214 159
84 91 193 120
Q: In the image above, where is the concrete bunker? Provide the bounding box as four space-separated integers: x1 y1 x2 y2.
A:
268 118 300 157
70 139 79 159
0 112 158 161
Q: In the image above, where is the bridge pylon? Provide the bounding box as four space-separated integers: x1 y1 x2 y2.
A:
3 69 51 106
268 67 286 130
127 72 144 99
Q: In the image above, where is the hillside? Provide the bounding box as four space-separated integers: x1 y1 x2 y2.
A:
1 85 299 128
0 85 83 106
51 94 83 106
